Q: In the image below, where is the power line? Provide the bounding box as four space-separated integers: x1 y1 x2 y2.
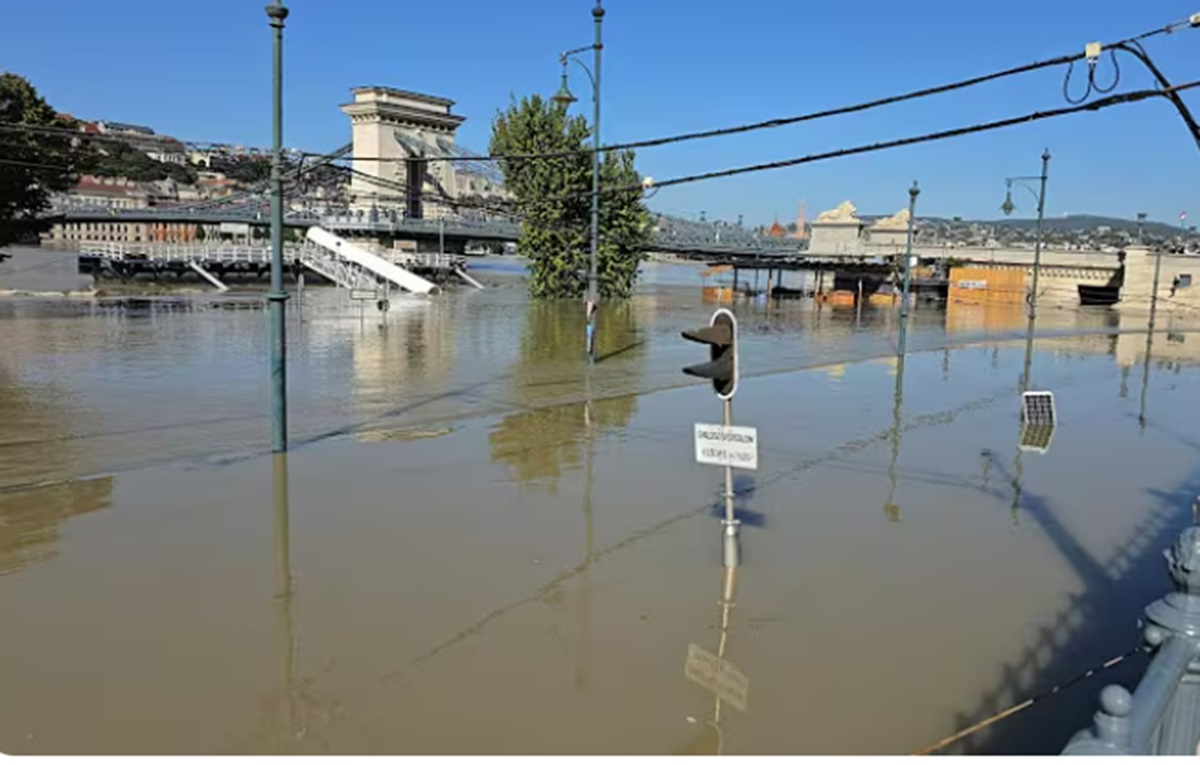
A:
0 122 269 153
2 12 1194 177
318 14 1200 165
0 157 75 172
587 81 1200 199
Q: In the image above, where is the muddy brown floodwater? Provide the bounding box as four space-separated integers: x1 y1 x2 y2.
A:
2 260 1200 754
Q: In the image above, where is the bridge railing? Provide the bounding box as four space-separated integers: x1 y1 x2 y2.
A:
1062 525 1200 755
75 241 302 264
52 205 811 257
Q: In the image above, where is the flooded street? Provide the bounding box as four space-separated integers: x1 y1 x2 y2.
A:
3 261 1200 754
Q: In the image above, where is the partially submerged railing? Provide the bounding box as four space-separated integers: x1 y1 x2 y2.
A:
1063 525 1200 755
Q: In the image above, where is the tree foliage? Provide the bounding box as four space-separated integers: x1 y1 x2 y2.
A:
489 94 650 299
209 155 271 184
83 141 197 184
0 73 80 246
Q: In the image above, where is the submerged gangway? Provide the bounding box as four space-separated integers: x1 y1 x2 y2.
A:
302 227 438 295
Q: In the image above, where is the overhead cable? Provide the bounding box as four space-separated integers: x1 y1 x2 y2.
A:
318 14 1199 164
584 81 1200 199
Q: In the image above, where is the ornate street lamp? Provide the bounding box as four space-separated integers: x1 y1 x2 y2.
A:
553 1 605 361
1001 149 1051 392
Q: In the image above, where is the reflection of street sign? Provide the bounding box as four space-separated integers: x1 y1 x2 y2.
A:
685 643 749 713
350 289 377 301
1019 423 1056 454
694 424 759 470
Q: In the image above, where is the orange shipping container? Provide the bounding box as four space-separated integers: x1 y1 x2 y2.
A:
948 267 1027 306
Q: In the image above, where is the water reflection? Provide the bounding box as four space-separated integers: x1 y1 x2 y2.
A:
681 564 746 755
0 368 90 488
271 453 298 746
884 353 907 523
349 300 457 424
489 301 643 488
0 475 113 576
575 400 596 690
1139 328 1155 431
248 453 338 751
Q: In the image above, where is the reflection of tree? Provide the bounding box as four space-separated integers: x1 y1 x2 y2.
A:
488 301 642 489
0 365 105 575
0 476 112 576
489 395 636 489
0 369 84 488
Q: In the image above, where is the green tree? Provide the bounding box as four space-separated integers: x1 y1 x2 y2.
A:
489 94 650 299
82 141 197 184
0 73 80 247
209 155 271 185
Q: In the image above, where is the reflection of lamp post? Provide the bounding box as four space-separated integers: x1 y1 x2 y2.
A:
981 446 1024 526
266 1 290 452
1002 149 1050 392
1009 449 1024 526
884 354 906 522
272 453 297 743
1139 327 1155 431
576 392 595 690
551 0 605 362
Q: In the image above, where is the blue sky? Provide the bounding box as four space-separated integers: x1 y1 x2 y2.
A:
5 0 1198 226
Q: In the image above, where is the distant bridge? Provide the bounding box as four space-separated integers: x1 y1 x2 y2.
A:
45 204 805 259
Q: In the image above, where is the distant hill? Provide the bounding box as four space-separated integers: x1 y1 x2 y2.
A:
916 214 1180 238
843 212 1192 250
974 214 1182 238
856 213 1181 236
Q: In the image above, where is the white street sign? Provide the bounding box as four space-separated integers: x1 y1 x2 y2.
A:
694 423 758 470
685 643 749 713
350 289 378 301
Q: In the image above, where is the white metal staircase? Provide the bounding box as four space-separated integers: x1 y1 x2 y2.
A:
297 242 380 291
303 227 437 295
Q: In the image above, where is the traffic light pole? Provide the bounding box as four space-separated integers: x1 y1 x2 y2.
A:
722 398 738 567
682 308 750 568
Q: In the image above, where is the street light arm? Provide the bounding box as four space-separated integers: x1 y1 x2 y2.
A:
562 54 598 92
1007 178 1043 206
560 44 595 61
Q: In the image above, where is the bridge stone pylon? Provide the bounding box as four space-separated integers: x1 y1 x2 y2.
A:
339 87 468 219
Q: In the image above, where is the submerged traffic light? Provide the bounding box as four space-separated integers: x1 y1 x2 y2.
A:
682 308 738 399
